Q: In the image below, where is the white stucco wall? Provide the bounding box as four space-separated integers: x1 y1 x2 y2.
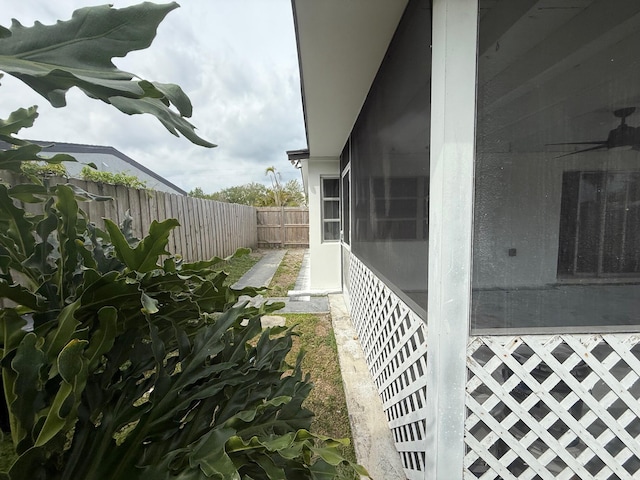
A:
307 157 342 290
473 150 640 289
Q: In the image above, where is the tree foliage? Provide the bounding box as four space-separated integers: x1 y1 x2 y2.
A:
190 178 306 207
191 182 267 205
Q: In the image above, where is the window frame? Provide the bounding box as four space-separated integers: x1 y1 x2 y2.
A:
321 176 340 243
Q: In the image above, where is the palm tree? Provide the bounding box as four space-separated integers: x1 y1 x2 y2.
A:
265 166 283 206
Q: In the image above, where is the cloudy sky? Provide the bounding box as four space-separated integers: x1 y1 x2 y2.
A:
2 1 307 193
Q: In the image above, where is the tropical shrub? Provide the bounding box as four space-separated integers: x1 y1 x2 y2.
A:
80 166 147 189
20 162 68 179
0 182 363 479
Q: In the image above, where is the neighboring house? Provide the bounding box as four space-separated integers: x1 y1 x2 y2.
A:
291 0 640 478
12 140 186 195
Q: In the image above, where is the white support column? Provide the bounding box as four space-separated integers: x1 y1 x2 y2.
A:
426 0 478 478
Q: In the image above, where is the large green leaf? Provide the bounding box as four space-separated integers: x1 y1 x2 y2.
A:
54 185 81 302
83 307 117 371
10 333 47 450
35 338 88 447
42 301 80 364
105 218 179 273
109 95 211 148
0 282 42 310
0 183 35 259
0 106 38 144
0 3 215 147
0 143 43 173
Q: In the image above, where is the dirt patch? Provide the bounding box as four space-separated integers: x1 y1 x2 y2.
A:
314 315 331 338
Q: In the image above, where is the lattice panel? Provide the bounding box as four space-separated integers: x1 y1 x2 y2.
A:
349 255 428 479
465 334 640 479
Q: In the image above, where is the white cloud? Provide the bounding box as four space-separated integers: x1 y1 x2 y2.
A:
1 0 306 193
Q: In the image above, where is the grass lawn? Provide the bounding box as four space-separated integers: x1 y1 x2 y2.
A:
267 249 305 297
284 313 358 477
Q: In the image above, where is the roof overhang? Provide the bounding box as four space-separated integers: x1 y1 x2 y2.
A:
292 0 408 158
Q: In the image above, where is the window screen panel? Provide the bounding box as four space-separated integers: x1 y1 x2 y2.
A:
350 0 431 315
472 0 640 332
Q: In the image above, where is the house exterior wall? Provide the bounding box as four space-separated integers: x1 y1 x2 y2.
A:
295 0 640 477
307 157 341 291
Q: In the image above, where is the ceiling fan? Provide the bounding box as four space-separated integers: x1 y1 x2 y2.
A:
548 107 640 157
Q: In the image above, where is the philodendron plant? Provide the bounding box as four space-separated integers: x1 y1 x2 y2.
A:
0 180 365 479
0 3 366 478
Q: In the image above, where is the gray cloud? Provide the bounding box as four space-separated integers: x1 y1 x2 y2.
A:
2 0 306 193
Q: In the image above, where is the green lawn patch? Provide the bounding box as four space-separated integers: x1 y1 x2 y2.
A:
284 313 358 478
267 249 304 297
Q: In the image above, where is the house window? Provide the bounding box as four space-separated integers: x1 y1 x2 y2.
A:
558 171 640 277
321 177 340 242
340 142 351 246
369 177 428 241
341 169 350 246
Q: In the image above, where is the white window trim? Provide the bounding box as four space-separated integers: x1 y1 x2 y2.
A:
321 176 340 243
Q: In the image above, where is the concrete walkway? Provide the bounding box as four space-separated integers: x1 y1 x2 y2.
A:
233 249 406 479
233 249 329 314
231 249 287 290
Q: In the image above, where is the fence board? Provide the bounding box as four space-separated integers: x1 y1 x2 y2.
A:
175 194 185 256
256 207 309 248
139 190 151 236
195 197 205 260
101 183 118 227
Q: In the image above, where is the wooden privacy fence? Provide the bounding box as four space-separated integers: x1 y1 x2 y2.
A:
5 173 257 262
256 207 309 248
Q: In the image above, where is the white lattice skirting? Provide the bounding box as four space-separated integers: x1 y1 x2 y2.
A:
349 255 428 479
466 334 640 479
348 254 640 479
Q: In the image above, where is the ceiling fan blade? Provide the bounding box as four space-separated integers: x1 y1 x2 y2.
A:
546 141 607 145
553 144 608 158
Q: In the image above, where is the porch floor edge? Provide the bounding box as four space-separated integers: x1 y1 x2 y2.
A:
328 293 407 480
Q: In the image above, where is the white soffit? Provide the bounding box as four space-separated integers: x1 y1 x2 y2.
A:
293 0 408 157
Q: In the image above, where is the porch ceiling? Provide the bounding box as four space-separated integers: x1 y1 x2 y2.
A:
478 0 640 155
294 0 640 157
292 0 408 158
